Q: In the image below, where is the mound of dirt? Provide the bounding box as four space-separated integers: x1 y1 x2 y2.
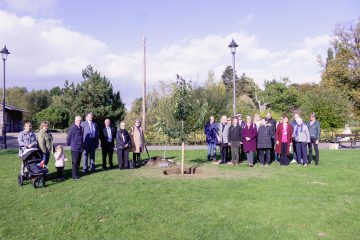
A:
144 156 179 168
163 165 199 175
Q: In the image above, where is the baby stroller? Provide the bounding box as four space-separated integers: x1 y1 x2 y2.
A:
18 148 48 188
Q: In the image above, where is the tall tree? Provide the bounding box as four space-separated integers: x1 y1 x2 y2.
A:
154 75 207 172
24 89 52 126
263 78 300 114
320 18 360 115
56 65 125 127
202 70 229 119
300 86 353 129
238 73 257 98
3 87 28 109
36 105 69 129
221 66 239 88
221 66 258 99
50 86 62 97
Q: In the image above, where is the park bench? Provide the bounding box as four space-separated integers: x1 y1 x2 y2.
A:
330 131 359 148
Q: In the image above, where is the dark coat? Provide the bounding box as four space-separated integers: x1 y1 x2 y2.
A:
257 124 272 149
307 120 321 140
228 125 242 142
204 122 218 144
266 117 277 139
100 126 117 148
275 122 293 155
116 129 131 150
242 123 257 152
67 124 83 152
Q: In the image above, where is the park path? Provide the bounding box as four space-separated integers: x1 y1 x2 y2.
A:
2 132 355 150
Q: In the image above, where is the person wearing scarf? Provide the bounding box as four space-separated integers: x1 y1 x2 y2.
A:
293 118 310 167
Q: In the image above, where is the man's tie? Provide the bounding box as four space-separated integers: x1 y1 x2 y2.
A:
89 121 93 138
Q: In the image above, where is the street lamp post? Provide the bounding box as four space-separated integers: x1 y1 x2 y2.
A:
1 45 10 149
228 39 238 117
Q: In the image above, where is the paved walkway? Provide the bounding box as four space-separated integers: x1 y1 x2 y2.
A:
1 132 357 150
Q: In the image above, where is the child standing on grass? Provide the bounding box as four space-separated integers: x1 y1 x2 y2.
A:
54 145 68 181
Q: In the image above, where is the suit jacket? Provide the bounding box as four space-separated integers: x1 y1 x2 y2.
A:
100 126 117 148
218 123 230 145
67 124 83 152
81 120 99 147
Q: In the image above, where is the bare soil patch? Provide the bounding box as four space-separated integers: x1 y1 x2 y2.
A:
132 161 272 180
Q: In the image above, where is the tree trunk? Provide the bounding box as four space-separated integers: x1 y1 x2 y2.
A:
181 141 185 175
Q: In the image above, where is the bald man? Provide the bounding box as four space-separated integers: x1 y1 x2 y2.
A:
67 116 83 180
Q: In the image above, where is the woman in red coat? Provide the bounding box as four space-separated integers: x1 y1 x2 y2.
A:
275 115 293 166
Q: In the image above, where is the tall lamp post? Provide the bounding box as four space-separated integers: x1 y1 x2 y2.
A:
1 45 10 149
228 39 238 116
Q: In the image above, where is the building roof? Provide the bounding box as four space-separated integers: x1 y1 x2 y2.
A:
0 104 27 112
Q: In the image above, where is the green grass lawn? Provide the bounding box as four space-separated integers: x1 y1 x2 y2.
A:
0 149 359 240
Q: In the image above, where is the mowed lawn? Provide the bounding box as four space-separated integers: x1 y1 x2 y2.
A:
0 149 359 240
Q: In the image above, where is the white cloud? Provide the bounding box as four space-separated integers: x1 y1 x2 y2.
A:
0 10 330 106
0 0 58 15
304 35 331 49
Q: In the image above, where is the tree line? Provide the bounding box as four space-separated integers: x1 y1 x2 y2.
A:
1 18 359 135
1 65 125 129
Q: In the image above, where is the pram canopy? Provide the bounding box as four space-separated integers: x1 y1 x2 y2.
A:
21 148 43 161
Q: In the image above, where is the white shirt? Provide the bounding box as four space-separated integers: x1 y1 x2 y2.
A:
107 127 112 142
88 120 95 138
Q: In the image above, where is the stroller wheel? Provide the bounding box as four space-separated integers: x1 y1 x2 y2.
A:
33 177 45 188
18 175 23 186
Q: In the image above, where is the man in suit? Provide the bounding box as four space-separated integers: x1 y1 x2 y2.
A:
217 115 231 164
100 119 116 170
81 112 99 172
67 116 83 180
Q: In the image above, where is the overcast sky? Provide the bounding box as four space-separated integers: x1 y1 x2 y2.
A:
0 0 359 108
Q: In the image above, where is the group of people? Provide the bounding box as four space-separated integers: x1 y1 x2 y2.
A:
205 112 321 167
18 110 322 182
18 112 145 181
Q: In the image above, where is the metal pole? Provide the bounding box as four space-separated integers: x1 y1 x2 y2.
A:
142 37 147 132
181 120 184 175
232 53 236 116
2 58 6 149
